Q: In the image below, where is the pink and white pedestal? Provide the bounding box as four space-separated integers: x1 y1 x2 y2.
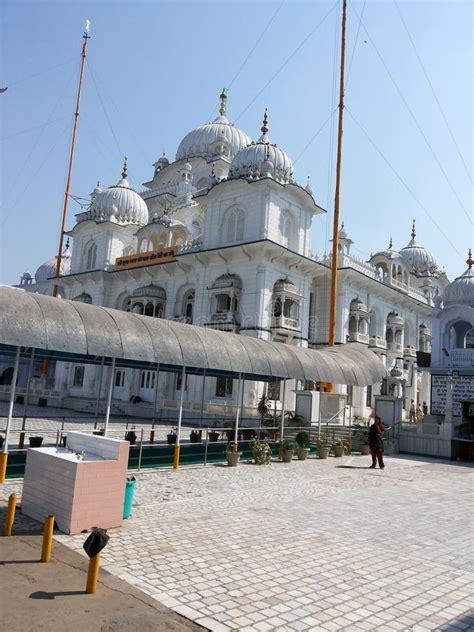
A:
21 432 130 534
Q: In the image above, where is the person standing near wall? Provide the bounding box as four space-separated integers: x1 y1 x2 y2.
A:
368 416 385 469
409 400 416 423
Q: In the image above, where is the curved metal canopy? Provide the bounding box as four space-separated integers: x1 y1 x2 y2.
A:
0 287 385 385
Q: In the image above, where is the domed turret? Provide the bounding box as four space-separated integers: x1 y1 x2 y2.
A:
153 152 170 174
176 90 251 162
89 159 148 226
35 244 71 283
229 109 294 183
400 220 436 273
371 237 402 260
443 250 474 308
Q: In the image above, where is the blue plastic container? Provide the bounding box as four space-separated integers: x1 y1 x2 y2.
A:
123 478 136 519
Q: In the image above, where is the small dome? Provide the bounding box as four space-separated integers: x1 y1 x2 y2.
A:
35 248 71 283
400 221 436 273
90 160 148 226
371 238 401 260
273 278 299 294
132 284 166 300
387 311 404 326
229 109 294 184
350 297 368 312
211 273 242 290
176 91 251 162
153 152 170 173
443 251 474 308
390 366 403 378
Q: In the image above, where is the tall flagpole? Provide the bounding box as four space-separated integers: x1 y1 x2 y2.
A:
52 21 91 297
328 0 347 346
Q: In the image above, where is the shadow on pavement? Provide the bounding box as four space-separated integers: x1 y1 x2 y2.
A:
30 590 86 600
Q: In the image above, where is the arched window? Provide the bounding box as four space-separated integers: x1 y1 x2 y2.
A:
86 243 97 270
115 370 125 387
465 328 474 348
144 302 154 317
279 212 293 248
183 290 195 323
227 209 244 243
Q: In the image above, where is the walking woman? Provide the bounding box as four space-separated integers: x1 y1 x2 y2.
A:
368 416 385 469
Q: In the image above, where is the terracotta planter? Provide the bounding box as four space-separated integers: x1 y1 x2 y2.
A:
361 444 370 455
333 445 344 458
281 449 294 463
29 436 44 448
318 447 329 459
189 431 201 443
297 447 310 461
226 451 241 467
167 434 177 445
208 431 219 442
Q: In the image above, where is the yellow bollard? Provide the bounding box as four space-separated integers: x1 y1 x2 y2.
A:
0 452 8 484
41 515 55 562
86 553 101 594
173 444 180 470
3 493 16 536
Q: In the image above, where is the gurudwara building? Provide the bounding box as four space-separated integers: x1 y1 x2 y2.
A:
6 92 451 422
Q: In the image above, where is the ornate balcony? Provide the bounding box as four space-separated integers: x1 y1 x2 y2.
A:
348 332 369 344
271 316 300 332
369 337 387 350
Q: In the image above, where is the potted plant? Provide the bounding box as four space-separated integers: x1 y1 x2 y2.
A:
251 439 272 465
317 433 330 459
257 394 271 438
208 428 220 442
125 426 137 445
295 431 310 460
167 429 177 445
29 436 44 448
189 429 201 443
226 442 242 467
280 439 296 463
332 437 345 457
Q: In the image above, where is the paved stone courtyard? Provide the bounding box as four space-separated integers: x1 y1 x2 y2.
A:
1 454 473 631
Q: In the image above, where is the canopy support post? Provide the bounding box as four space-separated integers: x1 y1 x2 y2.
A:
174 365 186 470
1 346 20 483
200 368 206 429
234 373 242 444
22 348 35 431
104 358 115 437
280 379 287 442
94 357 105 429
152 363 160 429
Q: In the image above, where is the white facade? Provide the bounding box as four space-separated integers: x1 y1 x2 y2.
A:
8 93 450 421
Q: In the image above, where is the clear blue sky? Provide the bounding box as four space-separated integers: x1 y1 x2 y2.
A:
1 0 472 284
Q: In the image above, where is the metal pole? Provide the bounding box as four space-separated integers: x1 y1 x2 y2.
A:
173 365 186 470
200 369 207 429
138 428 144 472
234 374 242 444
22 348 35 431
3 347 20 454
52 24 91 297
151 363 160 429
328 0 347 347
204 428 209 466
280 379 287 441
94 357 105 429
104 358 116 436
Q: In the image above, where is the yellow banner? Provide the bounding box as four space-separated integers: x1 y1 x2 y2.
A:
115 246 177 271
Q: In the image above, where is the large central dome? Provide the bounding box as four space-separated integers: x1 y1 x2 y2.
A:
176 91 251 162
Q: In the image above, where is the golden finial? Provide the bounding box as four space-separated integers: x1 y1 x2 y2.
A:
467 248 473 269
411 219 416 239
261 108 269 135
341 221 345 230
122 156 128 179
389 237 393 249
219 88 227 116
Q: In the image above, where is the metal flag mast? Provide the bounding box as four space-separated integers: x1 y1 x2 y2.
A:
328 0 347 346
52 21 91 297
